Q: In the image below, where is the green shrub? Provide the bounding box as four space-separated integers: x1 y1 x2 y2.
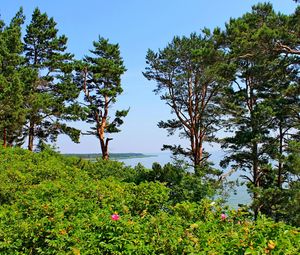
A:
0 148 299 254
134 162 217 204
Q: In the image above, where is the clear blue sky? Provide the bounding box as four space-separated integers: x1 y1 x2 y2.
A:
1 0 298 153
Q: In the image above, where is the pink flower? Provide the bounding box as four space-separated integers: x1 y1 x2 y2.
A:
111 213 120 221
221 213 227 221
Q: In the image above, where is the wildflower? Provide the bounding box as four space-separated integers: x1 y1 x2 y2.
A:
221 213 227 221
111 213 120 221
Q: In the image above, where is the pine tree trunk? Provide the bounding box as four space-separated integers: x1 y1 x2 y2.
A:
28 121 34 151
277 123 283 189
194 139 203 176
3 128 7 148
100 95 110 160
99 138 109 160
98 124 109 160
253 141 259 220
190 129 197 170
192 127 204 175
199 132 203 164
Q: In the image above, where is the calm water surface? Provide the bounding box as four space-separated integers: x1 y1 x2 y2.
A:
118 152 251 208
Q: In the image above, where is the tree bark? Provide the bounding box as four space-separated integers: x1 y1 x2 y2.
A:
98 131 111 160
96 95 109 160
28 121 34 151
100 138 109 160
248 77 260 220
277 123 283 189
252 141 260 220
194 131 204 174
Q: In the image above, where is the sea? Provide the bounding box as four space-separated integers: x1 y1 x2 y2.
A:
117 152 251 209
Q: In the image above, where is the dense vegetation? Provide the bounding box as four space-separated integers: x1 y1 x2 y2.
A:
0 2 300 253
0 147 299 254
144 3 300 222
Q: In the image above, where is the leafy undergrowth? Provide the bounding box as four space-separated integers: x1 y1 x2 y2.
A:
0 147 299 254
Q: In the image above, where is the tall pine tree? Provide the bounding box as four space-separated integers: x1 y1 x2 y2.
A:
23 8 81 151
0 8 27 147
77 37 128 160
221 3 300 219
256 6 300 223
144 32 234 174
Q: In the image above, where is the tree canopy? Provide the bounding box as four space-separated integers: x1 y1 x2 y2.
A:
23 8 81 151
0 2 299 227
144 32 234 174
0 8 28 148
76 37 128 159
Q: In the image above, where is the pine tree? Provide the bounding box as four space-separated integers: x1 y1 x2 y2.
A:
257 6 300 222
0 8 27 147
23 8 81 151
221 3 300 219
144 32 234 174
77 37 128 160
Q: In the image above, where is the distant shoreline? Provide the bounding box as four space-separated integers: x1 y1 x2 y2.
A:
63 153 157 160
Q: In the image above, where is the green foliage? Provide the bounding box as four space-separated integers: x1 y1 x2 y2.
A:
134 162 217 204
23 8 82 150
255 141 300 227
220 3 300 220
82 159 136 182
1 148 299 254
75 37 128 159
144 32 235 171
0 8 27 146
0 4 299 251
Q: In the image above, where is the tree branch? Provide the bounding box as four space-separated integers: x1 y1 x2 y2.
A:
275 42 300 55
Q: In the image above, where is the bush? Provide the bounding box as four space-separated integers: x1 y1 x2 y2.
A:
134 162 217 204
0 147 299 254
